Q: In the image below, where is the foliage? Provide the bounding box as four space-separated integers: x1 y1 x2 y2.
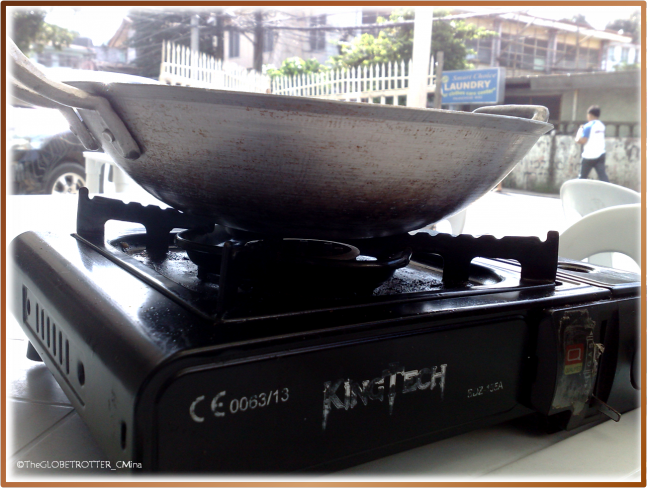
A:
265 57 327 78
329 9 495 70
12 9 78 54
613 62 641 71
606 11 640 43
558 14 592 28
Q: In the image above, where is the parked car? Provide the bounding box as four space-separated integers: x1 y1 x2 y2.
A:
10 104 86 194
10 68 157 195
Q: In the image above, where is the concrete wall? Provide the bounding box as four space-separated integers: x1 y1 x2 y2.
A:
503 135 641 193
560 86 641 133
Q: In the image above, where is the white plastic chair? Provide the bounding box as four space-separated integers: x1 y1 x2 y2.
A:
84 151 136 194
560 180 640 267
560 179 640 224
421 207 468 235
558 204 641 268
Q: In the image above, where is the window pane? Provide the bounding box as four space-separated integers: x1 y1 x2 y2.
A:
478 46 492 63
264 30 274 52
523 54 534 67
565 45 576 62
608 47 616 61
309 15 326 51
588 49 599 66
479 37 492 48
622 47 630 62
229 31 240 58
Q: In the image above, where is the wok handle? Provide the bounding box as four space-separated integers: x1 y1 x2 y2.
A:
12 82 101 151
8 38 141 160
472 105 550 123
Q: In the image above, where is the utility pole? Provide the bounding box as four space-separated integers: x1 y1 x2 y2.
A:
191 14 199 80
434 51 444 109
407 7 433 108
253 10 264 72
215 12 224 60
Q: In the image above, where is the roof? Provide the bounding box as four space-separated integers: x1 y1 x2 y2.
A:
42 43 94 56
108 17 133 48
456 6 633 43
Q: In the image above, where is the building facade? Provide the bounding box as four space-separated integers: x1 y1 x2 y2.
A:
463 12 636 75
222 7 364 69
220 8 636 74
33 37 96 69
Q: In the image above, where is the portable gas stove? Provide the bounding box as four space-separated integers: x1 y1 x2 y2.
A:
10 188 640 472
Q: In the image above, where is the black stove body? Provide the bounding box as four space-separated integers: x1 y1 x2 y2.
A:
10 189 640 472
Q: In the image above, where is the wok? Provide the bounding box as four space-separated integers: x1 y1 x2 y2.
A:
10 40 553 239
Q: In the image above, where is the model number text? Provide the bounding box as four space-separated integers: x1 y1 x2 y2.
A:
467 381 504 398
229 389 289 414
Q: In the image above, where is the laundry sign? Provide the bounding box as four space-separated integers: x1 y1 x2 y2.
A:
440 68 505 105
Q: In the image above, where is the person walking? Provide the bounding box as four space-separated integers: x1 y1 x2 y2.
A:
575 105 609 182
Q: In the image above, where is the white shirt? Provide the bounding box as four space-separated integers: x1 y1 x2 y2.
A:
581 119 606 159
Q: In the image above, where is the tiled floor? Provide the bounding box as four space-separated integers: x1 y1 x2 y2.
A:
4 188 642 481
7 325 110 476
5 206 115 478
9 400 73 456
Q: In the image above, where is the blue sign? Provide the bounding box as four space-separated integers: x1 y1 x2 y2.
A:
440 68 505 105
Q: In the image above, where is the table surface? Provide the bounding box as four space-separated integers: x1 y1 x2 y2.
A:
4 193 643 483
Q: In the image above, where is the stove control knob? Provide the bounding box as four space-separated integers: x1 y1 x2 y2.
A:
631 339 646 390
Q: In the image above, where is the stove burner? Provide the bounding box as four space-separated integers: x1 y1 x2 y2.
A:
249 238 361 261
175 227 411 294
74 191 561 318
174 227 238 275
175 228 363 271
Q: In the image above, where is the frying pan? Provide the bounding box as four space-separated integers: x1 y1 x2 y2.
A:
9 39 553 239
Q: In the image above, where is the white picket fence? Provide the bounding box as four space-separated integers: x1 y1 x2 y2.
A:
271 60 435 104
159 41 270 93
159 41 436 104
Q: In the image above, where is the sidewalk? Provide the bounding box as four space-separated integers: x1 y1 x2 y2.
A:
455 189 567 239
457 188 639 273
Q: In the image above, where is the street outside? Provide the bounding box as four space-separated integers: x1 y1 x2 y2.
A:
455 187 639 273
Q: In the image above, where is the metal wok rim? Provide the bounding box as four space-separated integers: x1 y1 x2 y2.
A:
67 81 554 136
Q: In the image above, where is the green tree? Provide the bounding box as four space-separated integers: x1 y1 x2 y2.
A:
606 11 640 43
265 57 326 79
330 9 494 70
12 9 78 54
613 62 641 71
559 14 592 28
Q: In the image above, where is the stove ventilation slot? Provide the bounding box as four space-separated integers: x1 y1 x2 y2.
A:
22 286 73 378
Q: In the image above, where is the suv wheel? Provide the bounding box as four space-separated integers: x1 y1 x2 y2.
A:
44 162 86 195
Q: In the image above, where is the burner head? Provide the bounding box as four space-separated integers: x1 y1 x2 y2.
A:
175 227 411 295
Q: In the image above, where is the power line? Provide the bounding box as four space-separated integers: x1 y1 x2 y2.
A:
264 11 520 31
